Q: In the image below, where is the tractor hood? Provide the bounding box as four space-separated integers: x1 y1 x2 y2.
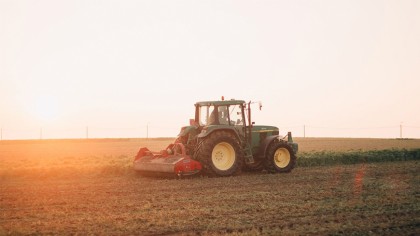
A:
250 126 280 152
251 125 279 133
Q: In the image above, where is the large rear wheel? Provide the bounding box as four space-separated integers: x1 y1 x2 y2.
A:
195 131 243 177
264 141 296 173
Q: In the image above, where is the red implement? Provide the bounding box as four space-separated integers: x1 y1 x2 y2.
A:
133 143 202 176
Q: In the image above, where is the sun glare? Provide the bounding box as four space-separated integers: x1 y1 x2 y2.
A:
34 95 59 123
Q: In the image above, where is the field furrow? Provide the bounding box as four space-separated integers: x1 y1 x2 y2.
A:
1 138 419 235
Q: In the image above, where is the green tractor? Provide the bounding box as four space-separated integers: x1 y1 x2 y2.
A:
134 98 298 177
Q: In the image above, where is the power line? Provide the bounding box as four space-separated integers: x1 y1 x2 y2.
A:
0 124 419 140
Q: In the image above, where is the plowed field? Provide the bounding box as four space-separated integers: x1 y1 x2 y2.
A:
1 138 419 235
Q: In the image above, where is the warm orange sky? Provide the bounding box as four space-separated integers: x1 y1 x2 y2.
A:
1 0 419 139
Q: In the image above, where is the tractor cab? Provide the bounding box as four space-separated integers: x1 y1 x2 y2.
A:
195 99 246 128
193 100 253 150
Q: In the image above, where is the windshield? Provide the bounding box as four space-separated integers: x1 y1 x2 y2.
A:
229 105 244 126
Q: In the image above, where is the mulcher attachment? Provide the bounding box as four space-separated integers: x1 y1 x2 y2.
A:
133 143 202 176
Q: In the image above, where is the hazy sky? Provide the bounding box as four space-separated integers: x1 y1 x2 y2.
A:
1 0 419 139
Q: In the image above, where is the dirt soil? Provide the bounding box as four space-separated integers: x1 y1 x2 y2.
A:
1 161 419 235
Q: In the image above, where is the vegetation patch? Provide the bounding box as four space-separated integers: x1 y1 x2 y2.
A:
298 148 420 167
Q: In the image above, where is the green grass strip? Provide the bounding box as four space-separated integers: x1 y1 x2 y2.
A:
297 148 420 167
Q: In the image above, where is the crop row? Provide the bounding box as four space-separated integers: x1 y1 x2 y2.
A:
298 148 420 167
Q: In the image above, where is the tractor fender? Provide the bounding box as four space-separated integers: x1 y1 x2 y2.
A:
258 135 282 157
197 126 241 141
177 125 198 137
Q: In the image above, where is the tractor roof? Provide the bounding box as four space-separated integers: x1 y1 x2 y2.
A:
195 99 246 106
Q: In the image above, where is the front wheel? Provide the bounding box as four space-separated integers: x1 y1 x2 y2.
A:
264 142 296 173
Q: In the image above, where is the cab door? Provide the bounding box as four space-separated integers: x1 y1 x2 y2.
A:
227 104 246 140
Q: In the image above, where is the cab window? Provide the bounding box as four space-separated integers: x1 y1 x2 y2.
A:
229 105 244 126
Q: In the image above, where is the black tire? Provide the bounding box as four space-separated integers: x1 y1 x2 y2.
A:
195 131 243 177
264 141 296 173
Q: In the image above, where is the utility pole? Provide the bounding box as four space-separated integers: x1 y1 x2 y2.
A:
146 123 149 140
400 123 403 139
40 128 43 140
304 125 306 138
86 126 89 139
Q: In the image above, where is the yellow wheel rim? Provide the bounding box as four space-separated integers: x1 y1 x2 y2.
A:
212 142 236 171
274 148 291 168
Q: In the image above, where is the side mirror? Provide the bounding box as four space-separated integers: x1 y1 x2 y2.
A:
259 102 262 110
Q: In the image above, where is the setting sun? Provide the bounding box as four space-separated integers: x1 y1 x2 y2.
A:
33 95 59 123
